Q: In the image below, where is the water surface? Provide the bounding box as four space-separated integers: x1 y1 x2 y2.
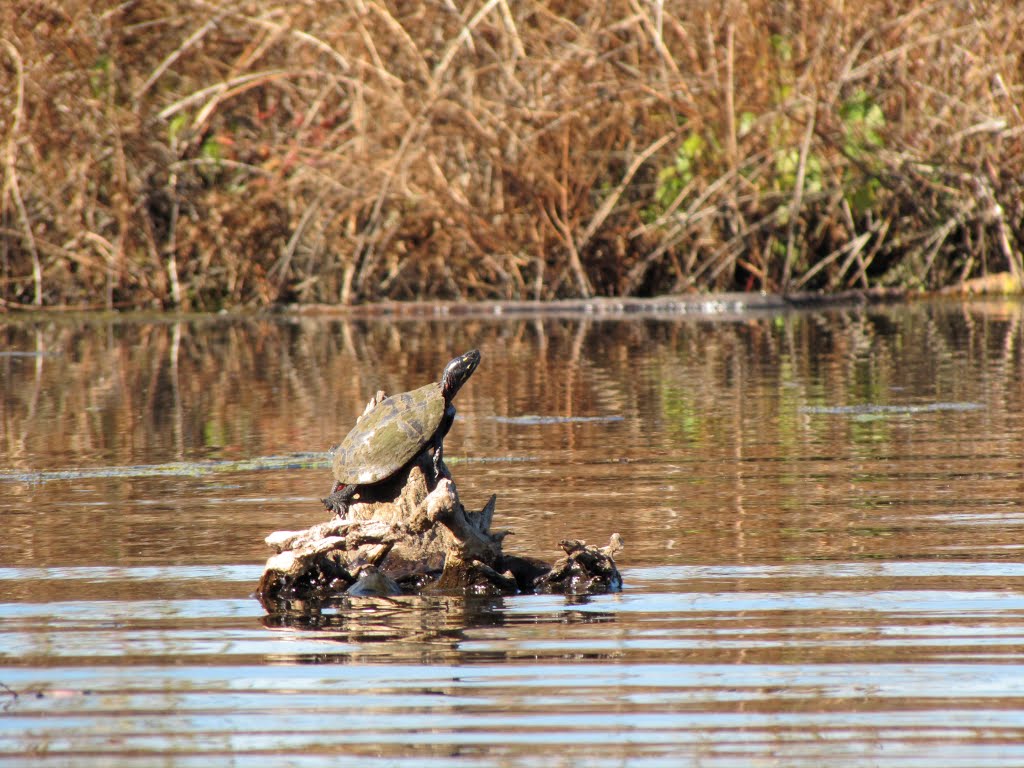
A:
3 300 1024 766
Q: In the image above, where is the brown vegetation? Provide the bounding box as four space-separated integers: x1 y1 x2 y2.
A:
1 1 1022 309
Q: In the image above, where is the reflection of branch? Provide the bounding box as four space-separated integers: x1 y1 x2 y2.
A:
0 680 18 712
170 322 184 457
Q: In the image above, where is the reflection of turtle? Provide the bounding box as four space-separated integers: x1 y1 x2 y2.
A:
322 349 481 517
345 564 402 597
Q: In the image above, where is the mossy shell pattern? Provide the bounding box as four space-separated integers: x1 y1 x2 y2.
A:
331 382 446 485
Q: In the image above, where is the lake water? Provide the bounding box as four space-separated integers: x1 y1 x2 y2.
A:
3 299 1024 766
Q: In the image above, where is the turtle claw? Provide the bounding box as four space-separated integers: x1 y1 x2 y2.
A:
432 444 449 484
321 495 348 518
322 483 355 518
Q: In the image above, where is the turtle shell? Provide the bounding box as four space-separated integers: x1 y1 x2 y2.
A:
331 382 445 485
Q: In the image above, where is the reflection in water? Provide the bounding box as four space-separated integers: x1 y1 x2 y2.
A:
261 594 617 666
3 300 1024 765
2 302 1022 476
492 414 626 424
800 401 984 414
4 563 1024 766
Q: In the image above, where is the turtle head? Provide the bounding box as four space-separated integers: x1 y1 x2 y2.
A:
440 349 481 400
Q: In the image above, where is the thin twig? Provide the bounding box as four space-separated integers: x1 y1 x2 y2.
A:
578 132 676 253
724 23 737 169
135 14 223 101
1 39 41 305
782 99 817 291
157 69 294 121
792 231 871 291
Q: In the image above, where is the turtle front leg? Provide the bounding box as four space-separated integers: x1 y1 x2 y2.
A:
431 405 456 482
322 482 357 518
432 438 447 482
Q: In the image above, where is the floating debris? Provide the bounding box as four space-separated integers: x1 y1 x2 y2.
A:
493 414 625 425
0 350 62 358
0 452 531 485
800 402 984 416
0 453 329 484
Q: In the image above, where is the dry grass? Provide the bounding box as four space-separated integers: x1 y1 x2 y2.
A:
1 0 1022 309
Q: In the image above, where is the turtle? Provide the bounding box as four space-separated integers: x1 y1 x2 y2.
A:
321 349 481 517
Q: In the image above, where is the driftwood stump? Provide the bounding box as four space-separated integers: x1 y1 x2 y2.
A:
257 398 623 608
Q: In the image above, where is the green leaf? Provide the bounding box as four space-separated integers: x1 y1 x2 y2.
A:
770 34 793 62
680 131 706 161
89 55 112 98
738 111 757 137
200 136 222 162
841 89 886 157
168 114 188 145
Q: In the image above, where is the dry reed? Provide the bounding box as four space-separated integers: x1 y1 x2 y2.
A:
0 0 1021 309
